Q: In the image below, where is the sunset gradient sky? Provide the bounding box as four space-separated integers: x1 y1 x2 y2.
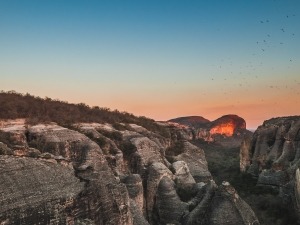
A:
1 0 300 129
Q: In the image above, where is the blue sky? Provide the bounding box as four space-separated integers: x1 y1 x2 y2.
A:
1 0 300 128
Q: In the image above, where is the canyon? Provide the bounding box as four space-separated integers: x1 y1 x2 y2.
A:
0 92 299 225
0 118 259 225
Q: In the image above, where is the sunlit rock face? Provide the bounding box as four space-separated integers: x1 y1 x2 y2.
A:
209 115 246 137
167 114 249 146
210 121 235 136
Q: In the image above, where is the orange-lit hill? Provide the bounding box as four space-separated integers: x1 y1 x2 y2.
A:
168 114 246 137
209 115 246 136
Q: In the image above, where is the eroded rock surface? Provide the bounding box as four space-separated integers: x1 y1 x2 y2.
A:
241 116 300 222
0 155 84 225
0 119 259 225
0 121 133 225
172 141 212 183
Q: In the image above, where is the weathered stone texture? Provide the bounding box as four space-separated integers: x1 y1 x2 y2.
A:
241 116 300 222
0 155 84 224
0 119 259 225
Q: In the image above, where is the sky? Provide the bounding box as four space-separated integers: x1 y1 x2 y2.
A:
1 0 300 129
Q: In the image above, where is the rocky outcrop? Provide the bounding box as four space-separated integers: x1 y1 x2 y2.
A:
241 116 300 183
172 161 196 199
0 119 259 225
0 120 133 225
167 115 250 146
241 116 300 222
209 115 246 136
0 155 84 225
208 182 259 225
175 141 212 183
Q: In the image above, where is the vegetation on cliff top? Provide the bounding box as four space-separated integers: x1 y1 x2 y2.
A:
0 90 169 137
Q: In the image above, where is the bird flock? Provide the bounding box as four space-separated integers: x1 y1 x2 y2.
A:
207 12 299 104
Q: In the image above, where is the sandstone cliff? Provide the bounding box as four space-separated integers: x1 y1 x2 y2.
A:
240 116 300 222
0 119 259 225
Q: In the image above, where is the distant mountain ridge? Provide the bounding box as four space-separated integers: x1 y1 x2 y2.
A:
168 116 210 128
168 114 247 137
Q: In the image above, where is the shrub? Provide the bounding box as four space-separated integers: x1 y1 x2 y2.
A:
0 91 169 137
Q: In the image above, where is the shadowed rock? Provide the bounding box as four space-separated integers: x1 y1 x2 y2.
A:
241 116 300 222
146 162 173 224
123 174 144 212
155 176 188 225
295 169 300 221
129 200 150 225
209 182 259 225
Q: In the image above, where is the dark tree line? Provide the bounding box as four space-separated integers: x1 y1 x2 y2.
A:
0 90 169 137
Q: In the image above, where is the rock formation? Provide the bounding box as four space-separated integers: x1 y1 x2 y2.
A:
240 116 300 222
0 118 259 225
209 115 246 137
167 114 250 146
0 120 133 225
